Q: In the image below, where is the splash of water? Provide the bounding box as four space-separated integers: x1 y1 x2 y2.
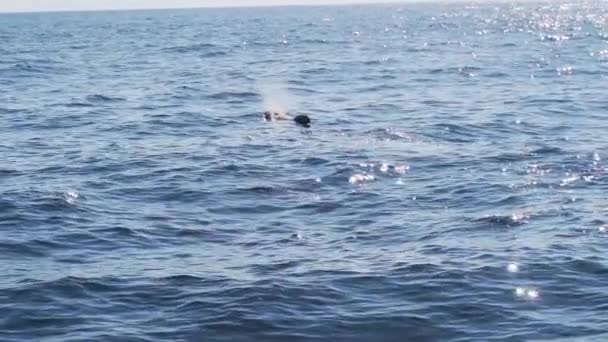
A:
257 80 294 117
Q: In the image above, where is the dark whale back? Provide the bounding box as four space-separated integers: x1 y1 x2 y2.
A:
263 111 273 121
293 114 311 127
263 111 310 127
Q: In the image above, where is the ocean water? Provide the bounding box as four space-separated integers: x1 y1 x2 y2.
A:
1 1 608 341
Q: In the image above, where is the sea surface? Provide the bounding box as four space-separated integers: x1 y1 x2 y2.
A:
1 1 608 341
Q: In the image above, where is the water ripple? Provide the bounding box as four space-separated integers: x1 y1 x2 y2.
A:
2 2 608 341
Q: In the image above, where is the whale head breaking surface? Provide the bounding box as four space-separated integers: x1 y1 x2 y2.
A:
263 111 311 127
293 114 311 127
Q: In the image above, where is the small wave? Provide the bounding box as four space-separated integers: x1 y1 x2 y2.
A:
367 128 420 142
458 66 479 77
9 63 48 74
2 314 88 332
201 51 228 58
300 67 332 74
300 157 330 165
541 34 570 41
559 174 593 187
207 204 288 215
25 193 87 213
235 185 289 195
207 91 259 100
360 84 398 92
145 119 192 128
69 45 89 50
156 275 219 287
64 102 95 108
85 94 126 103
427 123 478 143
301 38 331 44
426 66 482 75
16 276 121 295
251 260 302 274
92 226 143 239
363 60 383 66
163 43 217 53
296 201 342 213
529 146 564 155
176 85 199 91
0 107 23 114
173 228 227 241
473 213 530 227
484 71 510 78
2 59 69 77
0 168 20 177
0 240 50 257
564 259 608 275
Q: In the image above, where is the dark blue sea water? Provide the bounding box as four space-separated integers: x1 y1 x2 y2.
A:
2 1 608 341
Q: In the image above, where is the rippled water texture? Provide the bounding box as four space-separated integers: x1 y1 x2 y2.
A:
2 1 608 341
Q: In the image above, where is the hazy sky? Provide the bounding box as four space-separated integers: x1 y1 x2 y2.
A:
0 0 417 13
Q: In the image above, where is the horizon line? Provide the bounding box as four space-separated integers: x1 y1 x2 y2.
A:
0 0 530 15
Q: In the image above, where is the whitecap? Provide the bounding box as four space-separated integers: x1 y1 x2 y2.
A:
394 165 410 174
349 174 375 185
527 289 539 299
64 191 80 205
557 66 573 76
515 286 540 300
560 174 580 186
